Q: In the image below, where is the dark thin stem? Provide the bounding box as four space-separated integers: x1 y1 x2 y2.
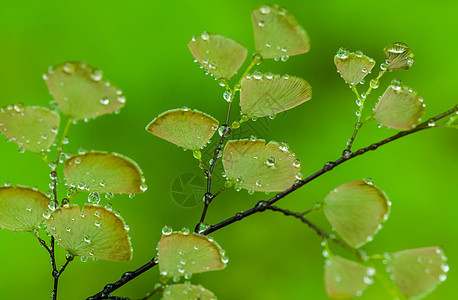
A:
141 286 163 300
38 235 72 299
196 96 234 231
86 257 158 300
201 104 458 235
213 186 226 199
300 203 323 216
266 206 357 254
45 119 73 299
86 104 457 300
37 236 52 253
50 237 59 300
103 296 131 300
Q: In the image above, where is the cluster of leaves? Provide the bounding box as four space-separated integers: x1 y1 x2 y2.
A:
0 62 151 297
145 4 453 300
0 3 456 300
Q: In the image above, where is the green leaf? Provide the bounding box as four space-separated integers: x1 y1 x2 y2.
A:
252 4 310 59
384 42 415 70
163 284 217 300
0 186 49 232
373 79 425 130
158 232 227 278
222 139 301 192
0 104 60 153
64 152 146 194
387 247 449 299
188 32 248 80
45 204 132 261
324 256 374 299
146 109 219 151
44 61 126 121
334 49 376 87
240 73 312 118
323 180 390 248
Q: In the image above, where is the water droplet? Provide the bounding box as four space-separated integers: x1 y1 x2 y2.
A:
293 159 301 168
88 192 100 204
80 256 88 262
322 250 330 258
223 90 232 102
342 150 352 159
63 62 75 74
279 142 289 151
99 97 110 106
265 156 276 167
370 78 379 89
84 235 91 243
231 120 240 129
61 198 69 207
296 171 303 180
218 125 231 137
258 20 265 27
336 47 349 59
253 70 262 80
90 69 103 81
247 189 255 195
201 31 210 41
259 5 271 14
441 263 449 273
162 225 173 235
117 95 126 104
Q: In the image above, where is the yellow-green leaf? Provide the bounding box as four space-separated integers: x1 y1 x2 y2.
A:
64 152 145 194
334 49 376 87
158 233 226 278
323 180 390 248
325 256 374 299
188 32 247 80
45 204 132 261
252 4 310 59
388 247 448 299
384 42 415 70
222 139 301 192
146 109 218 151
0 105 59 153
0 186 49 231
240 73 312 118
163 284 217 300
374 79 425 130
44 61 126 121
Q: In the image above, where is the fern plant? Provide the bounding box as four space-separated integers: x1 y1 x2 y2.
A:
0 3 457 300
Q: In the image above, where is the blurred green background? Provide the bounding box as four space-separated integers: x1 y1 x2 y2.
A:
0 0 456 299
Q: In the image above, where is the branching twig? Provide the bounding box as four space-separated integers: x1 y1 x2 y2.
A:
201 104 458 235
87 257 158 300
86 104 457 299
266 206 357 254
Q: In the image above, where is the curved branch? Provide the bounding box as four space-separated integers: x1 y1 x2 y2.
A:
86 104 457 300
